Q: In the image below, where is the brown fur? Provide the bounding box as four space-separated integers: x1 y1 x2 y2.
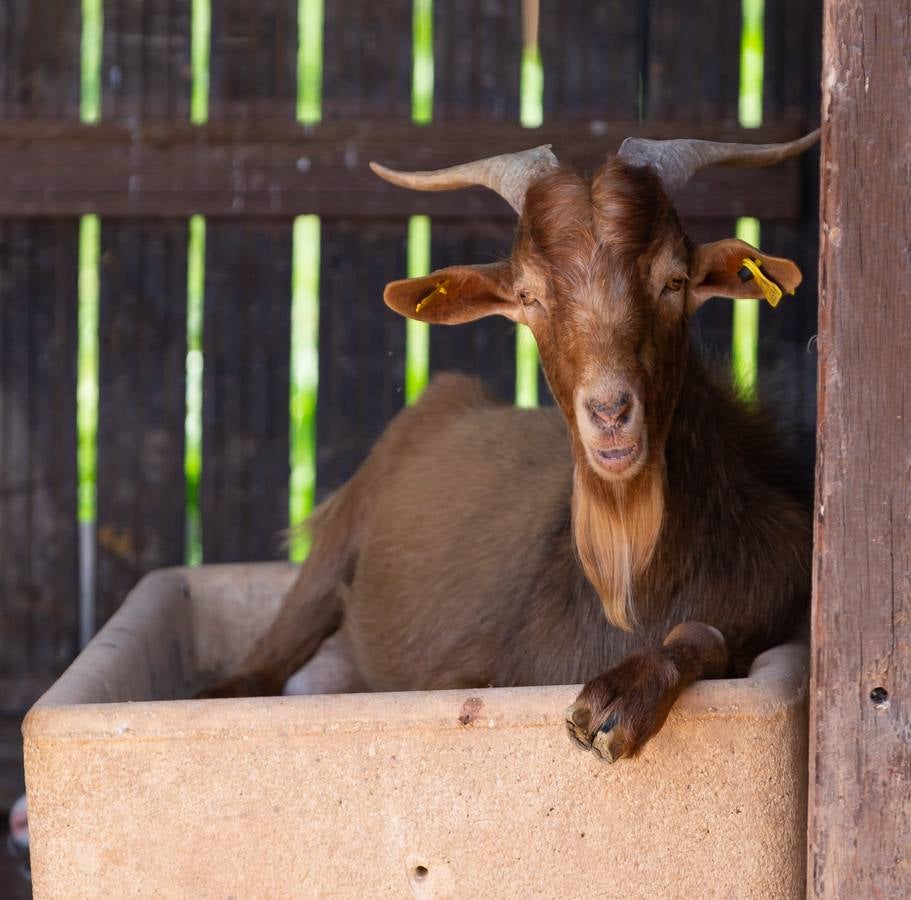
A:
199 157 812 763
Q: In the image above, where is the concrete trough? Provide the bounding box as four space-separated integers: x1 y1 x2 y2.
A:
24 563 809 898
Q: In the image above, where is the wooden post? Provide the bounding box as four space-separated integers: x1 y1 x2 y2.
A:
810 1 910 897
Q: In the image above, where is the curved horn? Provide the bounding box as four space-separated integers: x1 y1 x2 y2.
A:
369 144 559 215
617 128 820 198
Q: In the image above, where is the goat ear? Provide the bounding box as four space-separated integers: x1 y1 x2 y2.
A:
384 261 516 324
687 239 802 315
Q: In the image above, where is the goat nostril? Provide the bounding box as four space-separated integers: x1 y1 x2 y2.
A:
589 393 632 427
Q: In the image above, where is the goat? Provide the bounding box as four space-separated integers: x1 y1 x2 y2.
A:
200 131 818 763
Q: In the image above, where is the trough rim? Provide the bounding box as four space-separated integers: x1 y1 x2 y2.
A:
23 563 809 744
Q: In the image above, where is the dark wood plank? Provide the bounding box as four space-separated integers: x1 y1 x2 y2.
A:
540 0 642 121
209 0 298 121
315 220 407 498
759 0 822 477
428 223 516 400
201 221 292 561
322 0 412 121
95 221 188 625
810 1 910 895
101 0 192 121
200 1 297 560
0 220 79 712
0 0 81 119
433 0 521 121
316 0 412 497
0 120 810 220
93 2 192 626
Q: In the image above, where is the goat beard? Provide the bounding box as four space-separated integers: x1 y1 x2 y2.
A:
572 461 665 631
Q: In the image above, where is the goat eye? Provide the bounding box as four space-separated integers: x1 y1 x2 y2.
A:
664 275 685 293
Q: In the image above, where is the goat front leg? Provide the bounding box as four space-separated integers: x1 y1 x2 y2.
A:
564 622 729 763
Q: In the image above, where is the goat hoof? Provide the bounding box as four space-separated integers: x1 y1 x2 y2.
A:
591 726 618 764
564 702 593 750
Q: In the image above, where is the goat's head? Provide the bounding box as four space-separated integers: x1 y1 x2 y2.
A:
372 133 816 484
371 132 817 627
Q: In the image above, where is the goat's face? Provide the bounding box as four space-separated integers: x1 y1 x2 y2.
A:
512 161 688 482
380 157 803 485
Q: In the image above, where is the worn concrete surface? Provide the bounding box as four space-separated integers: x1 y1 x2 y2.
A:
24 564 809 899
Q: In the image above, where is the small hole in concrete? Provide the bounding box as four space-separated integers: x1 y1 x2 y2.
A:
870 686 889 708
413 865 429 880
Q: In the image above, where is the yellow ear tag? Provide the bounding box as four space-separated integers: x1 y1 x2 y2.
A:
415 279 450 314
739 257 784 308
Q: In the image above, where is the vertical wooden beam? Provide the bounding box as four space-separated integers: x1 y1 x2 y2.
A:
810 1 910 896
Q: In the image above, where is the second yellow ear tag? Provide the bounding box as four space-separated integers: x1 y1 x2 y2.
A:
739 258 784 308
415 279 450 314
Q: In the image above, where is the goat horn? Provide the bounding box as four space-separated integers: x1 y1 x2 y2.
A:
369 145 559 215
617 128 820 198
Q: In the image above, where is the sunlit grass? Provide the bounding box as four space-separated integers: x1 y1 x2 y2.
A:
297 0 324 124
733 0 765 401
77 0 102 526
404 0 434 403
406 216 431 402
184 216 205 563
289 216 321 560
77 216 100 523
739 0 764 128
515 28 543 408
190 0 210 124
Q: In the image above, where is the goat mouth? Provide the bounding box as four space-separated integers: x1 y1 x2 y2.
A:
590 439 644 476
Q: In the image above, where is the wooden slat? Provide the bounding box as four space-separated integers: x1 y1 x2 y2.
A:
0 0 81 120
433 0 521 121
810 1 910 895
429 0 522 401
94 3 191 626
316 0 412 497
95 221 188 625
646 0 742 360
199 2 297 560
209 0 298 121
540 0 642 121
315 220 407 497
0 120 811 220
101 0 192 121
201 222 292 560
758 0 822 478
0 220 79 712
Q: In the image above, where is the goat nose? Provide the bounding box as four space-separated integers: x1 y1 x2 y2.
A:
588 392 633 428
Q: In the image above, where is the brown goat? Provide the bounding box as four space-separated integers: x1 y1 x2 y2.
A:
201 132 817 763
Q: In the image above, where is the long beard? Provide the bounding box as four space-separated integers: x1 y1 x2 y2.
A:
572 463 665 631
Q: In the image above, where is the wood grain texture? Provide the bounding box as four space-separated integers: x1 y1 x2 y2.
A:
0 120 810 220
540 0 642 121
200 1 296 560
810 1 910 896
759 0 822 479
316 0 411 498
0 221 79 712
94 2 191 627
101 0 192 121
201 221 292 562
0 0 81 119
95 221 188 626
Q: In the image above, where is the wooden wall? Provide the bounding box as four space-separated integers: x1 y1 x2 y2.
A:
0 0 821 811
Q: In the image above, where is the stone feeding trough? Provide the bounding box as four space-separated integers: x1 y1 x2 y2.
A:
24 563 809 898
